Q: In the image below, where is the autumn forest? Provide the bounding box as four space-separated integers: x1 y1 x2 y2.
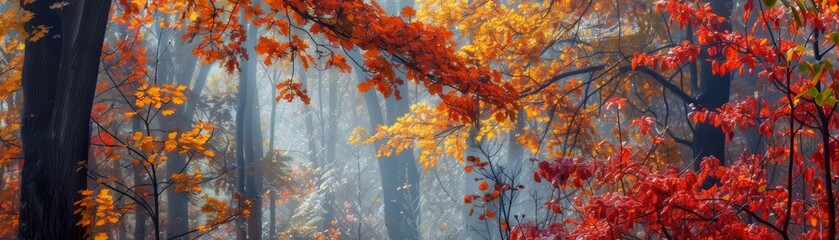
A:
0 0 838 239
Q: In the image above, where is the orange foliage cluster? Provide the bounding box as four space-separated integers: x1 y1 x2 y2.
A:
74 189 124 239
132 0 519 122
0 1 26 237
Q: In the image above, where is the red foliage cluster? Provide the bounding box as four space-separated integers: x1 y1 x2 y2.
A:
509 223 566 240
512 0 839 238
533 157 599 189
519 154 784 239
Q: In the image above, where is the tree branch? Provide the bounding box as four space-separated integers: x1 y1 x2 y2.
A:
519 65 606 98
618 66 697 105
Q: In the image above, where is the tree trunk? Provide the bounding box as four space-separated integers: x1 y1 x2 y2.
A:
692 0 732 174
114 150 127 240
236 16 264 239
165 26 201 240
18 0 112 239
299 64 319 163
235 40 249 240
383 86 421 240
506 110 526 167
347 1 423 238
245 25 264 239
132 118 148 239
351 55 398 238
186 63 211 115
325 70 339 169
317 69 337 232
268 70 278 240
349 46 420 239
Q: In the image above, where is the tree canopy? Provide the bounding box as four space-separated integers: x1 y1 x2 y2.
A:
0 0 838 239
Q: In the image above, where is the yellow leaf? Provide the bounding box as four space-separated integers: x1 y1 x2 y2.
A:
94 232 108 240
131 132 143 141
165 139 177 152
189 11 198 21
162 109 175 116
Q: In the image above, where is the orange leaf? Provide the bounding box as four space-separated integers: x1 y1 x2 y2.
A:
401 7 416 18
485 210 496 219
478 181 489 191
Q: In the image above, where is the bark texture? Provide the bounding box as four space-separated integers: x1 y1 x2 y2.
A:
19 0 112 239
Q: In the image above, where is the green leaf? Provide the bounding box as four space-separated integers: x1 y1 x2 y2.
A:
807 87 819 98
828 33 839 44
814 89 835 106
825 96 837 107
781 0 806 27
763 0 777 7
812 62 824 84
815 92 826 106
799 62 810 74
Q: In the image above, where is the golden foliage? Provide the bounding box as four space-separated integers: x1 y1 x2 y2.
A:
355 103 467 170
74 189 122 239
133 84 187 115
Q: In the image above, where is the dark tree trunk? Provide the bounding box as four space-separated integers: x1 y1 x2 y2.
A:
18 0 112 239
692 0 732 173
